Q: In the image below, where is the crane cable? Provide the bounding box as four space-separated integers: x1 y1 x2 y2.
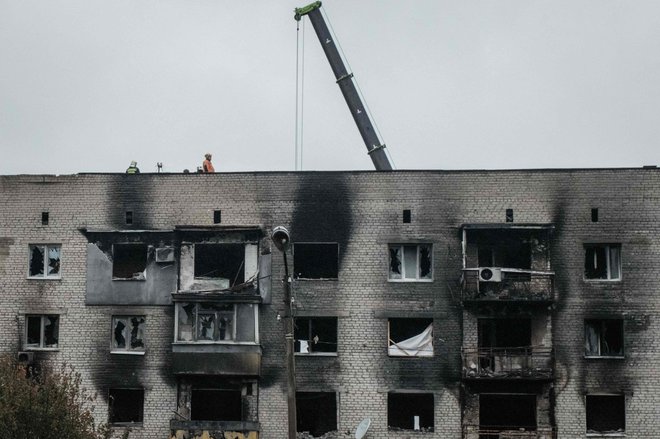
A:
294 18 306 171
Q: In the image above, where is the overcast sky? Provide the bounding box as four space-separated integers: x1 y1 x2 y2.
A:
2 0 660 175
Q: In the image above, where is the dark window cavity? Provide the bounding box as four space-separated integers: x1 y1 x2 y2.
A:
293 243 339 279
479 394 536 430
585 319 624 357
296 392 337 436
403 209 411 223
388 318 433 357
194 244 245 285
213 209 222 224
478 319 531 348
112 244 147 280
191 388 242 421
387 393 434 431
41 211 49 225
506 209 514 222
28 244 60 278
125 211 133 225
477 233 532 270
294 317 338 354
586 394 625 434
25 315 59 349
388 244 432 281
112 316 145 352
591 208 599 222
585 244 621 280
108 388 144 424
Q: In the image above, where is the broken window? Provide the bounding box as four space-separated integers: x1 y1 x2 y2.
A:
584 244 621 280
112 244 147 280
175 302 258 343
112 316 146 352
387 392 434 431
388 244 432 281
108 388 144 424
25 314 59 349
479 394 536 430
586 394 625 434
296 392 337 436
28 244 60 278
476 234 531 270
191 388 242 421
478 319 531 348
388 318 433 357
294 317 337 354
293 243 339 279
585 319 624 357
194 244 245 286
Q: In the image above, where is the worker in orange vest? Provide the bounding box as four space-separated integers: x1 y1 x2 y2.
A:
202 153 215 173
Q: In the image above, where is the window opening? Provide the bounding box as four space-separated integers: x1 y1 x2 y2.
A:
388 318 433 357
125 211 133 225
175 302 253 343
28 244 60 278
403 209 411 223
194 244 245 286
41 212 49 225
387 393 434 431
294 317 337 354
479 394 536 430
213 209 222 224
296 392 337 437
584 244 621 280
293 243 339 279
191 388 242 421
478 319 531 348
388 244 432 281
591 208 599 222
108 388 144 424
475 231 532 270
586 394 625 434
25 315 59 349
585 319 623 357
506 209 514 222
112 316 145 352
112 244 147 280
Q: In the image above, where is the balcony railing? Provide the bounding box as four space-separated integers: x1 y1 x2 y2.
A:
170 420 260 439
461 268 554 302
463 425 556 439
462 347 553 380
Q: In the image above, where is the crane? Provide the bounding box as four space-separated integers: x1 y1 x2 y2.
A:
294 1 393 171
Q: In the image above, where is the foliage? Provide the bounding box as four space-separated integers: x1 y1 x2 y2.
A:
0 354 113 439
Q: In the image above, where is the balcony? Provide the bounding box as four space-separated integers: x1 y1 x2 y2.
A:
462 347 553 380
170 420 259 439
463 426 556 439
461 268 554 303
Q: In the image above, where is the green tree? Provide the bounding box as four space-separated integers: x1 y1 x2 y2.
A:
0 355 112 439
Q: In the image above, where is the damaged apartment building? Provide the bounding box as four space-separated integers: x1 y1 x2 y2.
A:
1 168 660 438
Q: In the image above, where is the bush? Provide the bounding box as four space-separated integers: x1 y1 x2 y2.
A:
0 355 111 439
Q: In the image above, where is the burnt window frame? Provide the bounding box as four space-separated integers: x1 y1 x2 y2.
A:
479 393 537 430
387 392 435 431
294 317 338 356
174 302 259 344
193 243 247 285
112 243 148 281
108 388 145 425
296 391 338 436
27 244 61 279
388 243 433 282
111 315 146 354
584 243 621 281
190 387 243 421
584 319 624 359
388 318 434 357
24 314 60 350
586 394 625 434
292 242 340 280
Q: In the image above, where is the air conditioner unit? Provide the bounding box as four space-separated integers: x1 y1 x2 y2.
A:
155 247 174 263
479 267 502 282
17 351 34 365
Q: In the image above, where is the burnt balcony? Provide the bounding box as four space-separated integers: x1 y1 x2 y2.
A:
461 268 554 303
462 347 553 380
170 420 260 439
463 426 556 439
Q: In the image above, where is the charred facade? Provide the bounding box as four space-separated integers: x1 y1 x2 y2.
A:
1 169 659 438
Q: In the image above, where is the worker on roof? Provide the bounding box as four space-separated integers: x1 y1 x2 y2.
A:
202 153 215 173
126 161 140 174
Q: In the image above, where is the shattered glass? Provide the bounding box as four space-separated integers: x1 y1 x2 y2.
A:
389 247 402 279
29 245 44 276
177 303 195 342
47 246 60 275
43 315 58 347
419 245 432 279
130 317 145 349
26 316 42 347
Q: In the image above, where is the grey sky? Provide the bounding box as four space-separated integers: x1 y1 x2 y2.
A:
1 0 659 175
